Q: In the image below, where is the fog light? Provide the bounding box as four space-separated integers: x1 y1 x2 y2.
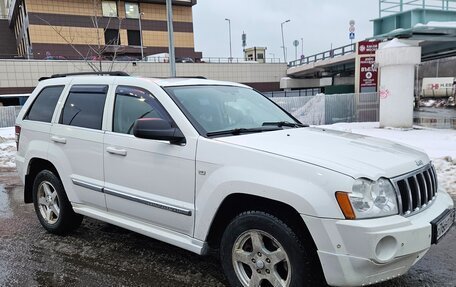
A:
375 236 398 262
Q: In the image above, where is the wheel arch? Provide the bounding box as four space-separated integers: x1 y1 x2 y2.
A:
205 193 318 253
24 158 60 203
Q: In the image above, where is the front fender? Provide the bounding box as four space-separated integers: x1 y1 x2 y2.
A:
193 164 353 241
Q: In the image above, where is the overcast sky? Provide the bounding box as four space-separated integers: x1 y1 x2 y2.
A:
193 0 379 61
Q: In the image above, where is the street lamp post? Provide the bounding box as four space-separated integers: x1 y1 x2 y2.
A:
281 19 290 63
139 12 144 61
166 0 176 77
225 18 232 62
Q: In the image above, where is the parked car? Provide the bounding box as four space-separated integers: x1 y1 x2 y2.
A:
176 57 195 63
15 72 455 287
44 55 67 60
115 55 140 62
143 53 169 63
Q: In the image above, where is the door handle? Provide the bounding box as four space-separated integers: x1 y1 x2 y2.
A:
106 147 127 156
51 136 67 144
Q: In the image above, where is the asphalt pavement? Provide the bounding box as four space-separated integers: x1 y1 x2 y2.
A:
0 169 455 287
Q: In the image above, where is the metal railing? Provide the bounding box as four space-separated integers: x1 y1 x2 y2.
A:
0 54 284 64
288 43 356 68
270 92 379 125
200 57 283 64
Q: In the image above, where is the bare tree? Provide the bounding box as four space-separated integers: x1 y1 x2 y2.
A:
34 0 126 72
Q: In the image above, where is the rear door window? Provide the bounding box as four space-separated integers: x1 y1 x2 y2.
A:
60 85 108 130
25 86 64 123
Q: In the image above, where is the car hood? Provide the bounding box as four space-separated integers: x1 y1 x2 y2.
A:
214 127 430 179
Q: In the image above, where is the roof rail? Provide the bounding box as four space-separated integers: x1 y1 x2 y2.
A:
39 71 129 81
153 76 207 79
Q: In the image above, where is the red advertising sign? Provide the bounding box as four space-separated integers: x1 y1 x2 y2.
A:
360 56 378 90
358 41 380 55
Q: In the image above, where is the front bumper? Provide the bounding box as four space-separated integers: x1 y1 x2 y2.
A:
302 189 454 286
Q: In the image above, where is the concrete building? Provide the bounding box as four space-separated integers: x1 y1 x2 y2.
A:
4 0 202 60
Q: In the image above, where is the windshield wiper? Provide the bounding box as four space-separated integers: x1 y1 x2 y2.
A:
262 121 308 128
206 126 280 137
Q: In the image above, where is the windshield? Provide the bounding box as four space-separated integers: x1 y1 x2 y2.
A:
165 85 300 136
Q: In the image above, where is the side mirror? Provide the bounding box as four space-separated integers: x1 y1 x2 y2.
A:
133 118 186 144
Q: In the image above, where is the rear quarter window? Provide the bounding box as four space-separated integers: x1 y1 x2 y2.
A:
24 86 64 123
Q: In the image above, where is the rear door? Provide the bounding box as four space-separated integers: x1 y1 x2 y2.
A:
48 78 112 209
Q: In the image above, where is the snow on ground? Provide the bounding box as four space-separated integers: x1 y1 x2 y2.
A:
0 127 16 169
318 122 456 197
1 123 455 196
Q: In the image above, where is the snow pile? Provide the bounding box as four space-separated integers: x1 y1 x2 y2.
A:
415 21 456 28
318 122 456 196
0 127 16 169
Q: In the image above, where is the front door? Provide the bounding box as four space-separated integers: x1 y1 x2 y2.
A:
103 85 196 235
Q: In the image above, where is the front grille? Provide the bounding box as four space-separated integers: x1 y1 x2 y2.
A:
393 164 438 216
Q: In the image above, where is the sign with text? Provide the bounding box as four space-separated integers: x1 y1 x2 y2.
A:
360 56 378 91
358 41 380 55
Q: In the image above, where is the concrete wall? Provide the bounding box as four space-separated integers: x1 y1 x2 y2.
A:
0 60 287 93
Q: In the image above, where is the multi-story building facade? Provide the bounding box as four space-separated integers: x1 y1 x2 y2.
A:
5 0 202 60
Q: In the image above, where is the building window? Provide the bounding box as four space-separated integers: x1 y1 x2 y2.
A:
127 30 141 46
125 2 140 19
257 53 264 60
104 29 121 45
102 0 118 17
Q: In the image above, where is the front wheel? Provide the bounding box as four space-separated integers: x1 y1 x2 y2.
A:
220 211 324 287
32 170 83 235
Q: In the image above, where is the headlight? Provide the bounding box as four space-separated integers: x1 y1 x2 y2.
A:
336 178 399 219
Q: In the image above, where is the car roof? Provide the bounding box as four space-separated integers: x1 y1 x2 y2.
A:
39 75 251 89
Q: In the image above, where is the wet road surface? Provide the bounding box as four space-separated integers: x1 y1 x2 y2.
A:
0 169 455 287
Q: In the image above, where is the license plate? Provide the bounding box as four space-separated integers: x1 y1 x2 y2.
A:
431 209 455 244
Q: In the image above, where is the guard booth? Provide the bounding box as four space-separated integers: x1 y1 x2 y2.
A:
244 47 267 63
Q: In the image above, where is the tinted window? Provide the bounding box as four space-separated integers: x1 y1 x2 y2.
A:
113 86 170 134
60 85 108 130
25 86 64 123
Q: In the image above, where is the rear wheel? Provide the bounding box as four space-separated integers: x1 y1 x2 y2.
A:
32 170 83 235
220 211 324 287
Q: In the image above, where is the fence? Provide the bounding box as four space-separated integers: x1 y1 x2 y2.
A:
0 106 21 128
270 93 379 125
263 88 323 98
288 43 356 67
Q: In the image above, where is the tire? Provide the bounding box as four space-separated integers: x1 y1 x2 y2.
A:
220 211 325 287
32 170 83 235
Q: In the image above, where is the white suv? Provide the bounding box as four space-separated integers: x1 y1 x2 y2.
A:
16 72 455 287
